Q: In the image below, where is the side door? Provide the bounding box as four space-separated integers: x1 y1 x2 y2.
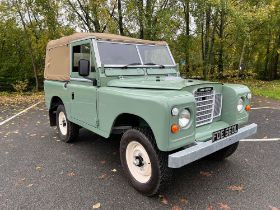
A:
67 40 98 127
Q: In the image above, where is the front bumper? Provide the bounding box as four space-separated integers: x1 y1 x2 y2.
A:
168 123 257 168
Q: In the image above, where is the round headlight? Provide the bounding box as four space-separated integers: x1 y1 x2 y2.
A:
171 107 179 116
237 98 244 112
247 93 252 100
179 109 191 128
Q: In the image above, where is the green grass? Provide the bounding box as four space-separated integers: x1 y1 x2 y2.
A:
222 79 280 101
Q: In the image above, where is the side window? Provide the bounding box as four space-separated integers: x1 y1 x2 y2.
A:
72 43 94 72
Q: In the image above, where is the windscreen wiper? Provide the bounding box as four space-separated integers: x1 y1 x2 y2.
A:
144 62 165 68
121 62 142 69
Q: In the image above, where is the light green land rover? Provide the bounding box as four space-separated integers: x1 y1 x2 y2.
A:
44 33 257 196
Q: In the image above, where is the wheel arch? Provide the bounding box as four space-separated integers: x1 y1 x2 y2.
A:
49 96 64 126
111 113 155 138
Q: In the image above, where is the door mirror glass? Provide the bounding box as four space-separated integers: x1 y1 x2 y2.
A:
78 59 90 76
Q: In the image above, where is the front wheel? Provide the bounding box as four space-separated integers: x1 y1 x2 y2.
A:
120 128 172 196
56 105 79 143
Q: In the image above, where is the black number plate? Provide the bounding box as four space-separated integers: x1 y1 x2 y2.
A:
212 124 238 142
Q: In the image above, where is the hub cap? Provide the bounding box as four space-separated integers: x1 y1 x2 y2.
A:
126 141 152 183
58 112 67 135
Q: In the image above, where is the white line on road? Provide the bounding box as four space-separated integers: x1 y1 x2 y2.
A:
240 138 280 142
0 102 41 126
251 107 280 110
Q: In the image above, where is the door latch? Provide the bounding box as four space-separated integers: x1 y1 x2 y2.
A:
64 81 69 88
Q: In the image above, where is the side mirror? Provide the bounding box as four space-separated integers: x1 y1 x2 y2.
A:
78 59 90 77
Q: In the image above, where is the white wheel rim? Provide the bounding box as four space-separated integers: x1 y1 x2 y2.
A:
126 141 152 183
58 112 67 136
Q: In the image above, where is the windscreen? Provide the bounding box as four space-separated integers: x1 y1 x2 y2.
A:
97 41 175 66
137 45 174 65
97 42 141 65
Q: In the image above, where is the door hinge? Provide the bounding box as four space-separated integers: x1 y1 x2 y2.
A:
96 119 99 127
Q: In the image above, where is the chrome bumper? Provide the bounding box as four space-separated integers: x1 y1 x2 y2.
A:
168 123 257 168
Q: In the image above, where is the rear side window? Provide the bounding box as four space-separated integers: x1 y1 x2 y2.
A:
72 43 91 72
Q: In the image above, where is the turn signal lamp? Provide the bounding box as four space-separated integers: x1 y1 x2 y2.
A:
245 105 251 111
171 124 180 133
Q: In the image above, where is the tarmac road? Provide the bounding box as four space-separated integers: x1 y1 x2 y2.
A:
0 96 279 210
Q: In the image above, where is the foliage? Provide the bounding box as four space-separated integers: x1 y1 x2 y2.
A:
0 0 279 92
12 79 29 93
222 79 280 100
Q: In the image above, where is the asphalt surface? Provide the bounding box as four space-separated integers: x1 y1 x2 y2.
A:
0 96 279 210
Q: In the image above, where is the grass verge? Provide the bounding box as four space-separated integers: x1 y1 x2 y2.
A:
222 79 280 100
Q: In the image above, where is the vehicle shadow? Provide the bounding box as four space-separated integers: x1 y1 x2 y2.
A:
71 128 243 204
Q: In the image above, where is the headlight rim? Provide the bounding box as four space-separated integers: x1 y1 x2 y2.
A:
178 108 191 128
237 97 245 112
247 92 252 100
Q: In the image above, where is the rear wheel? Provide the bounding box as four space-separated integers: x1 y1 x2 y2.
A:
120 128 172 196
208 142 239 161
56 105 79 143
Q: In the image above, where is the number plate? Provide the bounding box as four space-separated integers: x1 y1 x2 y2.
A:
212 124 238 142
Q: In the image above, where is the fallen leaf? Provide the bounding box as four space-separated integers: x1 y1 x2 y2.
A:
218 203 230 210
67 172 76 177
228 185 244 192
27 184 33 187
269 206 279 210
206 204 214 210
180 198 188 205
98 173 107 179
92 202 101 209
159 195 168 205
111 169 117 172
200 171 213 177
171 205 182 210
36 166 43 171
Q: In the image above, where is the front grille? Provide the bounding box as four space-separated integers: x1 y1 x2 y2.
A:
194 89 222 127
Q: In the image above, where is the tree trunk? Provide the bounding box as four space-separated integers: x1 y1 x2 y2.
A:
145 0 153 39
238 39 246 78
137 0 144 39
183 0 190 75
208 15 218 77
270 33 280 79
203 6 211 79
264 34 271 80
15 0 39 91
92 3 101 32
201 22 204 62
218 0 225 79
117 0 124 35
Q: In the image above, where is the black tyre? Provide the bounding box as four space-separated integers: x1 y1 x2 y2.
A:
208 142 239 161
56 105 79 143
120 128 172 196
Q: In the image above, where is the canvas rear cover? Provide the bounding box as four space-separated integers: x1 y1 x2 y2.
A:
44 33 167 81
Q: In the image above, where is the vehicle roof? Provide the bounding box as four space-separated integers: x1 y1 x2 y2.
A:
46 32 167 49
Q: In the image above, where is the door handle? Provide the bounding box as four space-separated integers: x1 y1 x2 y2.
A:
64 81 69 88
72 92 74 100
